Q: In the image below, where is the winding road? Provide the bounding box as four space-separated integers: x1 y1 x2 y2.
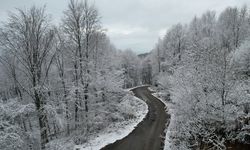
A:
101 86 170 150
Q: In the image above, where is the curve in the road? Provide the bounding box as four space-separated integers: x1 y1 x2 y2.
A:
101 86 170 150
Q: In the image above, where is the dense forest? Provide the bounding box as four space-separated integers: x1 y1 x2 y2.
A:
0 0 249 150
0 0 144 149
147 5 250 150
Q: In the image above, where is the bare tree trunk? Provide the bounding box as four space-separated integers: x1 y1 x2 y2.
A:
22 118 27 132
56 48 70 134
74 60 79 129
28 115 33 131
62 79 70 135
34 91 49 149
157 45 161 73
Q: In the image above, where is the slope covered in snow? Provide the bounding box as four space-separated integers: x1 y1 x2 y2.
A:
75 92 148 150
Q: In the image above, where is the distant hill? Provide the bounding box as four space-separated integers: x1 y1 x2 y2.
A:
138 52 150 59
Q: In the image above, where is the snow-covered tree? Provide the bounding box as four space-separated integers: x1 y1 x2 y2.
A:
149 5 250 149
0 6 57 149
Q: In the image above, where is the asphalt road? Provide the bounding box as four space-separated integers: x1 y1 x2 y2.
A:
101 86 170 150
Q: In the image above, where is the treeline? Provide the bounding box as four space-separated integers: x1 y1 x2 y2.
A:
0 0 143 150
146 5 250 149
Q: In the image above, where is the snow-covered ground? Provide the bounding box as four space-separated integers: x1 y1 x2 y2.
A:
124 84 150 92
74 92 148 150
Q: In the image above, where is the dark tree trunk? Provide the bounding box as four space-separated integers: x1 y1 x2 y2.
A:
33 89 49 149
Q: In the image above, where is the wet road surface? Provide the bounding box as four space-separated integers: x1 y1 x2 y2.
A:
101 86 170 150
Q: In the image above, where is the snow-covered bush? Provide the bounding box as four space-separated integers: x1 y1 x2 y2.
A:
0 99 37 150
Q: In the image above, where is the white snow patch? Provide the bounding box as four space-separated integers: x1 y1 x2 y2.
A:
75 94 148 150
124 84 150 92
163 115 175 150
147 87 156 92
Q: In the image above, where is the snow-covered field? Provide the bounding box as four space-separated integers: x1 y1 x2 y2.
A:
75 92 148 150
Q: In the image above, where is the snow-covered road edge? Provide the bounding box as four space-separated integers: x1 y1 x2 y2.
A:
149 87 172 150
75 91 149 150
125 84 150 92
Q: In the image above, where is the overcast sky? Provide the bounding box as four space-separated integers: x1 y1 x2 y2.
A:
0 0 250 54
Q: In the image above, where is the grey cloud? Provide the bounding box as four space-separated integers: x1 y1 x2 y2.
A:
0 0 250 53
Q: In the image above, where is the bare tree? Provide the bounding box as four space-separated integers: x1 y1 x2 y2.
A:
0 54 23 100
54 31 70 135
63 0 101 130
0 6 56 149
